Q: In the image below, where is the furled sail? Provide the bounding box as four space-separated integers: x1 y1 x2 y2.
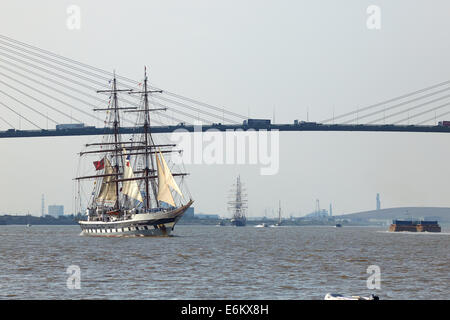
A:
121 148 143 203
97 158 117 203
156 150 183 206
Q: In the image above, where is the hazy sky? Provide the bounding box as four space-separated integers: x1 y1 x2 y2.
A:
1 0 450 218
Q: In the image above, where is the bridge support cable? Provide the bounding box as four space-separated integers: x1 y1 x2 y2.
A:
160 91 247 120
393 101 450 124
322 81 450 124
0 62 107 106
151 95 239 124
0 49 169 125
417 109 450 125
0 53 108 98
0 88 59 125
0 65 162 128
339 86 450 125
0 33 248 120
342 89 450 125
0 65 122 125
0 48 217 126
0 54 170 126
366 93 450 124
0 101 41 129
0 45 110 89
0 78 83 124
0 34 247 125
0 72 88 124
9 33 450 127
0 38 114 84
148 100 214 124
0 113 14 128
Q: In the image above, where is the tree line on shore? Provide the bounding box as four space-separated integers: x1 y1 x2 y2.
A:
0 214 83 225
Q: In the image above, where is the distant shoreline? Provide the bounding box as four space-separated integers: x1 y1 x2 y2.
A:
0 214 80 226
0 214 377 227
2 210 448 227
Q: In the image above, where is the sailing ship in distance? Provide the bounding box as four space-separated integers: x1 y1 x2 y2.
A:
75 68 193 236
228 175 247 226
273 200 283 227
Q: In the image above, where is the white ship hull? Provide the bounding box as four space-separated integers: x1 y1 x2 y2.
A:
79 201 192 237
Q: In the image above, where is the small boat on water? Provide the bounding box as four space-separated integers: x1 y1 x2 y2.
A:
335 223 342 228
26 213 31 228
216 220 226 226
324 293 379 300
255 223 269 228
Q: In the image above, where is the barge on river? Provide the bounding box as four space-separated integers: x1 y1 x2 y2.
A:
388 220 441 232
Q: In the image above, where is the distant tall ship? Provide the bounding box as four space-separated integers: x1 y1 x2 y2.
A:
228 176 247 227
76 69 193 236
274 200 283 227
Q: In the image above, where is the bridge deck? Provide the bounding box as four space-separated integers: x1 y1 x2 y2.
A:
1 123 450 138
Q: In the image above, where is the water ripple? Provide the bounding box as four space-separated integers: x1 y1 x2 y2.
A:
0 225 448 299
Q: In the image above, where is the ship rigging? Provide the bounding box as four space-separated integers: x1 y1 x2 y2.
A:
228 175 247 227
75 68 193 236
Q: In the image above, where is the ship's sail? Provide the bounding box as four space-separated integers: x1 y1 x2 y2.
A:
97 158 117 203
156 150 183 206
122 148 144 203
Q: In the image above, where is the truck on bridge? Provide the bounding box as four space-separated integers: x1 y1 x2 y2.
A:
438 121 450 127
294 119 318 125
243 118 271 128
56 123 86 130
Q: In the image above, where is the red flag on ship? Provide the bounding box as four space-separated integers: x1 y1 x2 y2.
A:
93 158 105 170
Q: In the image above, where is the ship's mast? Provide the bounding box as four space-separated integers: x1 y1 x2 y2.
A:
96 72 130 211
76 69 188 215
143 68 158 209
228 175 247 220
235 176 242 218
129 67 163 210
112 76 120 209
278 200 281 224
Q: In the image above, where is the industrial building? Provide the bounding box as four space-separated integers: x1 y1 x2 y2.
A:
376 193 381 210
48 205 64 217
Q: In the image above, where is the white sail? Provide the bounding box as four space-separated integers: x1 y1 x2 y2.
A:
97 158 117 202
156 151 175 206
122 148 143 203
156 151 183 206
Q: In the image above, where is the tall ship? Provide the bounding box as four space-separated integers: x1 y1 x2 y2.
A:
75 69 193 236
388 220 441 232
274 200 283 226
228 175 247 227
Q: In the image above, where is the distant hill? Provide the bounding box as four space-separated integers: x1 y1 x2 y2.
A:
336 207 450 223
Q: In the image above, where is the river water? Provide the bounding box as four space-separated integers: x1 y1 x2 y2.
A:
0 225 448 300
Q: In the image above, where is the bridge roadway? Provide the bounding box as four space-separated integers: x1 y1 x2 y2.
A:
1 122 450 138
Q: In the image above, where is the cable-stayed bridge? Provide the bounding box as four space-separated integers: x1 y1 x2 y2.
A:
1 34 450 138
